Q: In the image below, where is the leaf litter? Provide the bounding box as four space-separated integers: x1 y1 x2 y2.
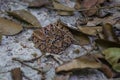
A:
0 0 120 80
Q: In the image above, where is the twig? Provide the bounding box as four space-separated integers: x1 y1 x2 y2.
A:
12 58 42 73
23 55 43 63
46 53 63 64
46 4 120 12
22 72 32 80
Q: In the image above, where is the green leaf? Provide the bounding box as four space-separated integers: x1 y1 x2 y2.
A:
103 48 120 72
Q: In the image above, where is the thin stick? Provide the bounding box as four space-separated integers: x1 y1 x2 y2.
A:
22 55 43 63
22 72 32 80
12 58 42 73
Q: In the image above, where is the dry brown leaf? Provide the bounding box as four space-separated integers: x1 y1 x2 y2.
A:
56 55 101 73
11 68 22 80
0 17 23 35
95 39 120 50
92 53 117 78
52 1 74 16
78 26 102 36
100 64 115 78
81 0 98 16
81 0 105 16
101 14 120 25
57 11 73 16
52 1 75 11
8 10 41 28
103 23 119 42
69 28 90 45
87 18 103 26
28 0 50 8
74 0 81 10
87 14 119 26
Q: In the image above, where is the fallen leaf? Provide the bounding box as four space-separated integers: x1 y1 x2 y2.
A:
81 0 105 16
74 0 81 10
11 68 22 80
100 64 115 78
103 23 119 42
91 53 116 78
52 1 75 11
87 15 120 26
0 17 23 35
69 28 90 45
87 18 103 26
81 0 98 16
57 11 73 16
95 39 120 50
56 55 101 73
102 15 120 25
52 1 74 16
103 48 120 72
28 0 50 8
8 10 41 28
78 26 102 36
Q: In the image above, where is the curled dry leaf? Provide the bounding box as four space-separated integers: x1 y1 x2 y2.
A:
0 17 23 35
81 0 105 16
103 48 120 72
87 18 103 26
28 0 50 8
91 53 116 78
78 26 102 36
69 28 90 45
56 55 101 73
74 0 81 10
11 68 22 80
52 1 74 11
52 1 74 16
81 0 98 16
103 23 119 42
8 10 41 28
95 39 120 50
100 64 115 78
